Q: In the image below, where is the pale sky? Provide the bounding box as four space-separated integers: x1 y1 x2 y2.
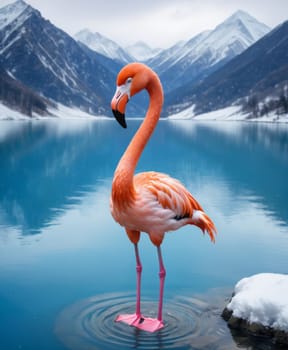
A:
21 0 288 48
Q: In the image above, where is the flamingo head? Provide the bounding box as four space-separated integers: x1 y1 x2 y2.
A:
111 63 151 128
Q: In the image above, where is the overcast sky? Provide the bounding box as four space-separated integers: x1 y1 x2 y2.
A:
23 0 288 48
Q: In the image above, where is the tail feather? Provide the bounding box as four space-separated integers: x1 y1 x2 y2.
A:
191 210 216 243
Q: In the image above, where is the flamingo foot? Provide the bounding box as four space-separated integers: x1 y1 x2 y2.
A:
115 313 164 332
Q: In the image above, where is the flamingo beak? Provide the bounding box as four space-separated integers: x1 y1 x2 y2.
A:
111 85 129 128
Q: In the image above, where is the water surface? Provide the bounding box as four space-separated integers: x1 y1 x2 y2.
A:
0 119 287 350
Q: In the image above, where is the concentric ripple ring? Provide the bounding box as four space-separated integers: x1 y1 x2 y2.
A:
55 290 235 350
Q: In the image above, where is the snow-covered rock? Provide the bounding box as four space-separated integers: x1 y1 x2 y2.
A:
222 273 288 344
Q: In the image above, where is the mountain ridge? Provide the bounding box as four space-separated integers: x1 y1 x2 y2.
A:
164 20 288 118
149 10 270 93
0 0 117 115
0 0 286 120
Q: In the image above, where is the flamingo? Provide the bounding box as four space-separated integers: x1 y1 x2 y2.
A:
110 62 216 333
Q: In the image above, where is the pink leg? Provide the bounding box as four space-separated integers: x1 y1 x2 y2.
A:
115 243 143 325
115 244 165 332
157 246 166 323
135 243 142 316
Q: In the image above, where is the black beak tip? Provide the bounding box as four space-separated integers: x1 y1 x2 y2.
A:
112 109 127 128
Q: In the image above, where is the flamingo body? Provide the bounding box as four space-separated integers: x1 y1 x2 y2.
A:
111 171 215 246
110 63 216 332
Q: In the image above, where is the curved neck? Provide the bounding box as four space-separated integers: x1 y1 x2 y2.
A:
112 74 163 204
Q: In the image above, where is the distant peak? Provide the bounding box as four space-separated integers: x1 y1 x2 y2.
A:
218 9 270 39
75 29 111 41
232 9 251 18
76 28 91 34
135 40 149 46
224 9 258 24
127 41 152 50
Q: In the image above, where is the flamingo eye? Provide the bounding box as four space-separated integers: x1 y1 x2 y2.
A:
126 77 132 84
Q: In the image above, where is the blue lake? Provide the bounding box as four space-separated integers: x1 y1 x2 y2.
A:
0 119 288 350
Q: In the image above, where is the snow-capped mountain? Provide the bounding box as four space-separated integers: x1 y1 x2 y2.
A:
75 29 133 64
1 0 285 121
0 0 117 115
74 31 161 63
164 19 288 117
190 10 270 65
125 41 162 61
150 10 270 92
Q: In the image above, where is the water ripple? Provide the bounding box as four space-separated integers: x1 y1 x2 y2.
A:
55 291 236 350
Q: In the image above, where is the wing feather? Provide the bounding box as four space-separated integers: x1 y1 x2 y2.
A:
134 171 203 218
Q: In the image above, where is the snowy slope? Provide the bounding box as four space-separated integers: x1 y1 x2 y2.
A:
75 29 133 64
168 105 288 123
148 33 210 75
0 0 30 31
0 101 30 119
0 100 110 119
